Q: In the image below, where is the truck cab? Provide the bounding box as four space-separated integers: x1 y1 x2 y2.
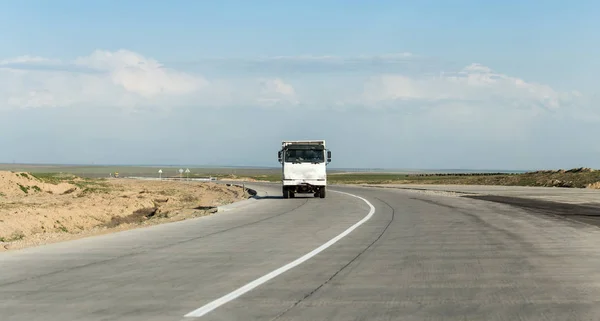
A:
278 140 331 199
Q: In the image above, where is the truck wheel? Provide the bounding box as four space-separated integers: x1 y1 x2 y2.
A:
319 187 326 198
283 188 289 199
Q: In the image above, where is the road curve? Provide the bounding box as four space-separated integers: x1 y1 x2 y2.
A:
1 183 600 321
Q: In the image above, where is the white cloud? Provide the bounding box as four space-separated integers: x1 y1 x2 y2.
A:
1 50 207 109
255 78 298 107
260 78 295 96
360 63 578 113
192 52 414 63
0 49 593 123
263 52 414 62
174 52 422 78
0 55 60 65
0 50 303 110
73 50 206 97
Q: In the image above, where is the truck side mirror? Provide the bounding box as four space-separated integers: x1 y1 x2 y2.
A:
278 151 282 163
327 151 331 163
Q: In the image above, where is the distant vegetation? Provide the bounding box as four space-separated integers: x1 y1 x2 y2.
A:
0 164 285 179
30 172 78 184
221 167 600 188
1 164 599 189
329 168 600 188
26 172 113 195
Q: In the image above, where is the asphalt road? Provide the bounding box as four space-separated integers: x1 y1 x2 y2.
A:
2 183 600 320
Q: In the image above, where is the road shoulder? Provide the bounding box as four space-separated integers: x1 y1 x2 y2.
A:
355 183 600 228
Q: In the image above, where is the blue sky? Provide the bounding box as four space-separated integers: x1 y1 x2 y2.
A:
1 0 599 169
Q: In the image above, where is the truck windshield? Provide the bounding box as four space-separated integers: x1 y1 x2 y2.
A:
285 149 325 163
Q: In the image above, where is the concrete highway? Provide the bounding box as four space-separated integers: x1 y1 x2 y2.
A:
1 182 600 320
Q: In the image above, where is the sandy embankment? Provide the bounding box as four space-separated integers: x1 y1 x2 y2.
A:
0 171 248 251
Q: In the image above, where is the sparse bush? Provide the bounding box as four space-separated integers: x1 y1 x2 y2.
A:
72 179 108 189
9 230 25 241
30 173 74 185
17 184 29 194
181 194 198 203
54 220 69 233
76 187 111 197
16 184 42 194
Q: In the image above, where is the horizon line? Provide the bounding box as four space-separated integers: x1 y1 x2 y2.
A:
0 162 538 172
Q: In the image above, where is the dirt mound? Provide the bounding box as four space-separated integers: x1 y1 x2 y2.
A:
0 171 76 197
529 167 596 175
0 175 248 251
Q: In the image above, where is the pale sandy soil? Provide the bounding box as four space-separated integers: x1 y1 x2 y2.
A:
588 182 600 189
0 171 248 251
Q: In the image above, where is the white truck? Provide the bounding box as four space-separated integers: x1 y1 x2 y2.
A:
278 140 331 199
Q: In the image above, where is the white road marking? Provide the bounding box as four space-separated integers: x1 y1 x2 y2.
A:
183 190 376 318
